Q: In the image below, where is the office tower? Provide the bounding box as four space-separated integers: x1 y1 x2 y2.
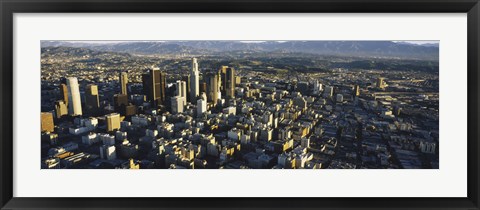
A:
158 71 167 106
197 92 207 115
297 81 309 95
41 112 54 133
142 67 166 107
171 96 185 114
66 77 82 116
190 58 200 102
312 80 323 95
175 80 187 108
176 80 187 98
200 82 207 93
220 66 235 99
100 145 117 160
376 77 385 89
85 84 100 115
235 76 241 85
183 75 191 102
59 83 68 106
323 86 334 98
206 72 220 106
353 85 360 97
142 73 151 101
113 94 130 117
106 113 121 132
225 67 235 99
54 100 68 119
120 71 128 95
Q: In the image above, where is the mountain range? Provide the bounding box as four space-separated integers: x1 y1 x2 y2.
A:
41 41 439 60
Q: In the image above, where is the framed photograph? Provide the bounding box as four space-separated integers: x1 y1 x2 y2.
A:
1 0 479 209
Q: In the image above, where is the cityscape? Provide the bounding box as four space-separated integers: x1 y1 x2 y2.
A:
41 41 439 169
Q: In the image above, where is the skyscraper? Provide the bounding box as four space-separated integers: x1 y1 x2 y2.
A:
353 85 360 97
190 58 200 102
376 77 385 89
176 80 187 98
142 73 151 101
142 67 166 107
206 72 220 106
323 86 334 98
183 75 191 102
54 100 68 119
85 84 100 115
175 80 187 108
120 71 128 95
197 92 207 116
200 82 207 93
113 94 128 116
312 80 323 95
225 67 235 98
159 71 167 105
41 112 54 133
219 66 235 99
66 77 82 116
59 83 69 106
171 96 186 114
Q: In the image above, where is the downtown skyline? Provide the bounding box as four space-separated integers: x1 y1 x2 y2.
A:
40 41 439 169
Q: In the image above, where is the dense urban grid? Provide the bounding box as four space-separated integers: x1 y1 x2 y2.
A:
41 41 439 169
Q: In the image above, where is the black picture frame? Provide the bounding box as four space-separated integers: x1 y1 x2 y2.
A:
1 0 479 209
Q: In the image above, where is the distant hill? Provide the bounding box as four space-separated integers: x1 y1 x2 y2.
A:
41 41 439 60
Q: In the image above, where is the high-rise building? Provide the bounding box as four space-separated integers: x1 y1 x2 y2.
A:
323 86 334 98
176 80 187 98
235 76 241 85
66 77 82 116
200 82 207 93
159 71 167 105
183 75 191 102
142 67 166 107
85 84 100 115
41 112 54 133
54 100 68 119
353 85 360 97
142 73 151 101
120 71 128 95
312 80 323 95
113 94 128 115
171 96 186 114
297 81 309 95
59 83 69 106
220 66 235 99
197 92 207 116
376 77 385 89
206 72 220 106
175 80 187 108
190 58 200 102
106 113 121 132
